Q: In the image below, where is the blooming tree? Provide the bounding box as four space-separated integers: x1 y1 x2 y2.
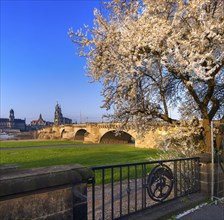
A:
69 0 224 152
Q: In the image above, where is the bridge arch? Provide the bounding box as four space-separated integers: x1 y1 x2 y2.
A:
61 129 66 138
74 129 87 141
99 130 135 144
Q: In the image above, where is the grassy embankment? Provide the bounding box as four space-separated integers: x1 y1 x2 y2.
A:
0 140 161 168
0 140 162 183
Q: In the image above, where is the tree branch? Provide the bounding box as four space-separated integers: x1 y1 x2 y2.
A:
208 97 220 120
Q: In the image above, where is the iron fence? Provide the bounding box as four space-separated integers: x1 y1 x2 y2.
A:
88 157 200 220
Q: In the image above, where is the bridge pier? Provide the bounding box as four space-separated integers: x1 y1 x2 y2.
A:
83 123 99 144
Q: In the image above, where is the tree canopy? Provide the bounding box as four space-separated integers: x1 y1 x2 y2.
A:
69 0 224 151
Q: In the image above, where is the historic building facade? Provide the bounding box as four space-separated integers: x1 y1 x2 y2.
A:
30 114 53 130
54 103 72 125
0 109 26 131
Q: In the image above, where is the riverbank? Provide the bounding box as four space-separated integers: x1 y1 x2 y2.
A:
0 131 35 141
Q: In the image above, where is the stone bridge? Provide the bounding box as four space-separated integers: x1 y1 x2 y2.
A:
37 122 169 148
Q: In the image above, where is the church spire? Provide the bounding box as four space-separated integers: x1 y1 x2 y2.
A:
39 114 43 120
9 109 15 129
9 109 15 121
54 102 63 125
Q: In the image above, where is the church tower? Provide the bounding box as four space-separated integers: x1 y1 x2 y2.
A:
9 109 15 128
54 103 63 125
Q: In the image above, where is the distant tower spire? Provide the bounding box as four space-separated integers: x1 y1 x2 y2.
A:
9 109 15 121
54 102 63 125
9 109 15 129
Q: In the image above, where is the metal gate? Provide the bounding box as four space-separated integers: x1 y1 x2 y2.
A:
88 157 200 220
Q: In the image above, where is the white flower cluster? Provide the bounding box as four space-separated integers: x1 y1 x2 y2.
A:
155 123 203 158
69 0 224 148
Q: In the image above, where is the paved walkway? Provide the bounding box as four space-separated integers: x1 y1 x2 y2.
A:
119 193 208 220
178 201 224 220
0 143 122 151
0 144 82 150
119 194 224 220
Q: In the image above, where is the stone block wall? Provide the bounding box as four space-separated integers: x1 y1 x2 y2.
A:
83 123 99 144
200 161 224 198
0 165 94 220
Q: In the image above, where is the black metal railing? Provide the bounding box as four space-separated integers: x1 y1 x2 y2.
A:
88 157 200 220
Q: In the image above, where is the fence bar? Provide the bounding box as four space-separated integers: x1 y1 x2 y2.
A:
127 165 130 214
173 160 177 198
187 160 190 193
197 158 200 191
183 160 186 194
111 167 114 220
190 159 194 193
141 164 144 209
194 159 197 192
102 168 105 220
92 177 95 220
143 164 146 208
135 165 137 212
180 160 183 195
120 166 122 217
211 121 214 201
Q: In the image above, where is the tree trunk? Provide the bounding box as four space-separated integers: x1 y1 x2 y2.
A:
202 118 212 153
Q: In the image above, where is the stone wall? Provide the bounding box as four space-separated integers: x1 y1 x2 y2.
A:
200 155 224 198
0 165 94 220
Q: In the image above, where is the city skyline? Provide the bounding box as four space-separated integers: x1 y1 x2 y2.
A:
1 0 110 124
1 0 180 124
2 103 103 125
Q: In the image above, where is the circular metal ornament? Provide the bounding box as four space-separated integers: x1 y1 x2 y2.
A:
147 164 174 202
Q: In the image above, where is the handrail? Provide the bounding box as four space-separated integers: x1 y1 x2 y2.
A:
90 157 200 170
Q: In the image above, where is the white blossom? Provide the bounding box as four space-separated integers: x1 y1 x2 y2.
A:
69 0 224 151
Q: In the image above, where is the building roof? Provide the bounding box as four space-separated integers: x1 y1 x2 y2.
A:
0 118 25 123
0 118 9 122
63 117 72 121
31 114 46 124
14 119 25 123
31 120 39 123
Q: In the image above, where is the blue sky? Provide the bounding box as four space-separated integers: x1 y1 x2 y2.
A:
1 0 110 123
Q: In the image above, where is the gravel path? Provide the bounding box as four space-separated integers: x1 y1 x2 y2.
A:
0 143 117 151
87 178 167 220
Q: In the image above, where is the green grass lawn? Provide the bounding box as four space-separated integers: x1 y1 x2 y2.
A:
0 143 161 169
0 140 82 148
